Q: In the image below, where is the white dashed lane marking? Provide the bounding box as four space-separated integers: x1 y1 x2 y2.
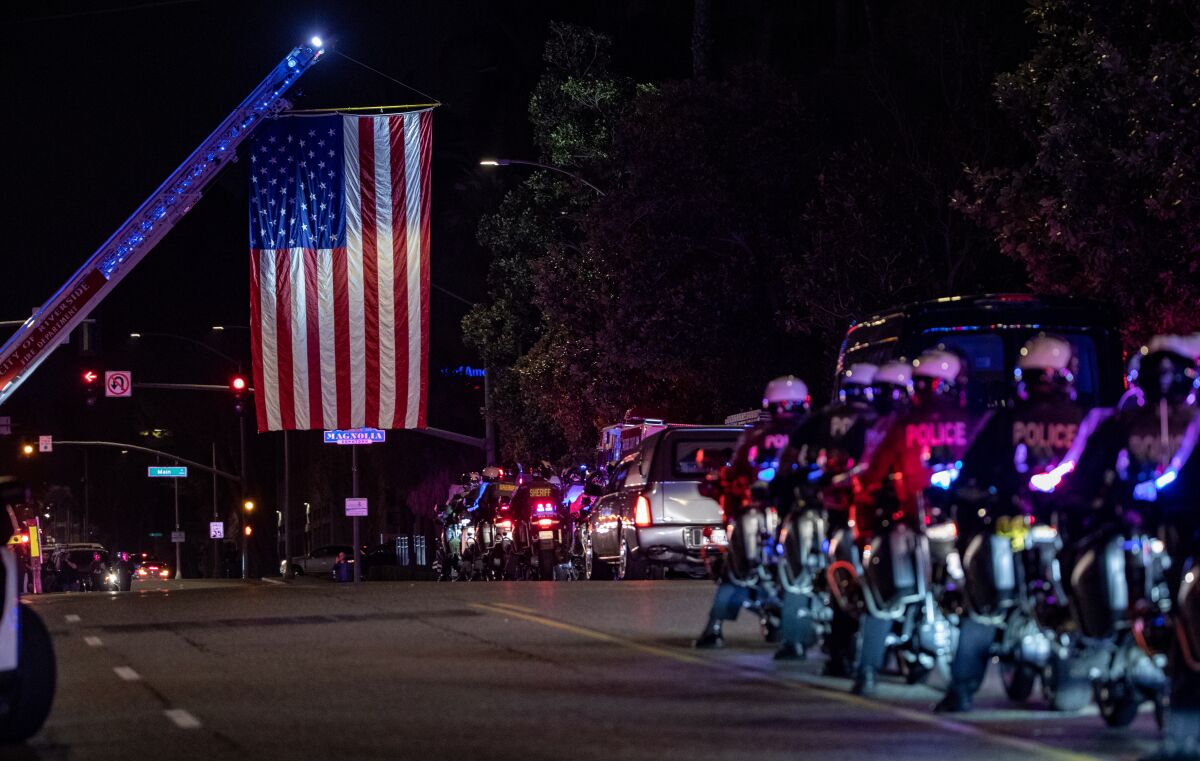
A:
64 614 81 623
164 709 202 729
113 667 141 681
84 636 103 647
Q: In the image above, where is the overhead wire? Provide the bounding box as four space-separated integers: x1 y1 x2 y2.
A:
332 50 443 107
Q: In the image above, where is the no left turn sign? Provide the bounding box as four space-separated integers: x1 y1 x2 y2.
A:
105 370 132 398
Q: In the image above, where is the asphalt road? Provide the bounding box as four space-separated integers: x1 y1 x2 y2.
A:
15 578 1162 761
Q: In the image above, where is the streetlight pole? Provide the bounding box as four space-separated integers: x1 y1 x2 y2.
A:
129 331 243 371
173 464 182 579
479 158 606 196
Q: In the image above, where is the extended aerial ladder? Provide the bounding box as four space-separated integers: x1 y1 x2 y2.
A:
0 38 326 405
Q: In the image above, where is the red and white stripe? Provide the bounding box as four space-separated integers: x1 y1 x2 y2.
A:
250 111 431 432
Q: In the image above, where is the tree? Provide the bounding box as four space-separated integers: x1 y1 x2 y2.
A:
960 0 1200 342
526 68 819 454
464 23 636 464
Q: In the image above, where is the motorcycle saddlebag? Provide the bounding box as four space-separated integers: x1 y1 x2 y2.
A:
963 533 1017 623
864 524 924 617
1180 558 1200 672
1070 534 1126 639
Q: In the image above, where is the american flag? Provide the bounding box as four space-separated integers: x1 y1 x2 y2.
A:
248 111 431 432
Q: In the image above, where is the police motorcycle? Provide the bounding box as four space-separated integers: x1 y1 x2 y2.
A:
556 466 605 581
1059 339 1195 728
842 350 984 694
1129 336 1200 760
940 336 1089 712
433 473 478 581
773 363 890 662
1 544 55 743
500 466 562 580
442 467 516 581
695 377 810 648
823 361 916 674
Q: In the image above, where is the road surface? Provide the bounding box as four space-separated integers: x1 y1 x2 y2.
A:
16 579 1161 760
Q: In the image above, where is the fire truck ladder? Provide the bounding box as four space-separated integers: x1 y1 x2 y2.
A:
0 38 326 405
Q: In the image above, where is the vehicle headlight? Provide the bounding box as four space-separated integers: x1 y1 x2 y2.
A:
1030 525 1058 542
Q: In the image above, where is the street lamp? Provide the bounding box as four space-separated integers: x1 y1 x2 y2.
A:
21 443 33 456
479 158 606 196
130 331 251 574
129 331 242 370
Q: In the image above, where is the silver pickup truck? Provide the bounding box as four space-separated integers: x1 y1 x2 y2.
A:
584 426 739 579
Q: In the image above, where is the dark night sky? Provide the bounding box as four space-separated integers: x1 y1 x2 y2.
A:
0 0 708 546
1 1 1033 550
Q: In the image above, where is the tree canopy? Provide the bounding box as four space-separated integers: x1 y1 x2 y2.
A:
470 5 1200 463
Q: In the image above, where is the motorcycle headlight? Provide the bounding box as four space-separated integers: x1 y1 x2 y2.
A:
926 522 958 542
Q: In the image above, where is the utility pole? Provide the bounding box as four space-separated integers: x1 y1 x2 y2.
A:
484 366 496 465
282 432 292 578
352 446 361 584
240 409 248 579
83 449 90 543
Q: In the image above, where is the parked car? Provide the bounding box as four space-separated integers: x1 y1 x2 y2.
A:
41 544 110 592
584 426 739 580
835 293 1125 408
287 545 352 577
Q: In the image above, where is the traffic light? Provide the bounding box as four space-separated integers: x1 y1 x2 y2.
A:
81 369 99 406
244 525 253 537
230 375 247 414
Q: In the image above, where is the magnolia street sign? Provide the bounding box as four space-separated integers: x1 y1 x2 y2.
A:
323 428 386 445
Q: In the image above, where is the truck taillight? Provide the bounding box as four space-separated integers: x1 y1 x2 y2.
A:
634 495 652 527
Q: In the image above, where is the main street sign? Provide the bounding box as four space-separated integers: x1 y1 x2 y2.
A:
148 466 187 478
323 428 386 445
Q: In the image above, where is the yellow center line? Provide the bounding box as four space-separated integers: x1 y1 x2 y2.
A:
487 602 538 614
470 603 1100 761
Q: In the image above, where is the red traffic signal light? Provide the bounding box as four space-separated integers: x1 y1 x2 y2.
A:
82 370 98 384
230 376 247 392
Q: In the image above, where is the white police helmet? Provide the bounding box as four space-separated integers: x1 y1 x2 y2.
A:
1018 335 1073 372
873 360 913 389
762 376 810 416
912 349 963 384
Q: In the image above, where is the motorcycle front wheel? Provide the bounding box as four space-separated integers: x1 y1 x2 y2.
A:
999 659 1038 703
1041 652 1092 712
1095 679 1140 728
0 606 56 743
